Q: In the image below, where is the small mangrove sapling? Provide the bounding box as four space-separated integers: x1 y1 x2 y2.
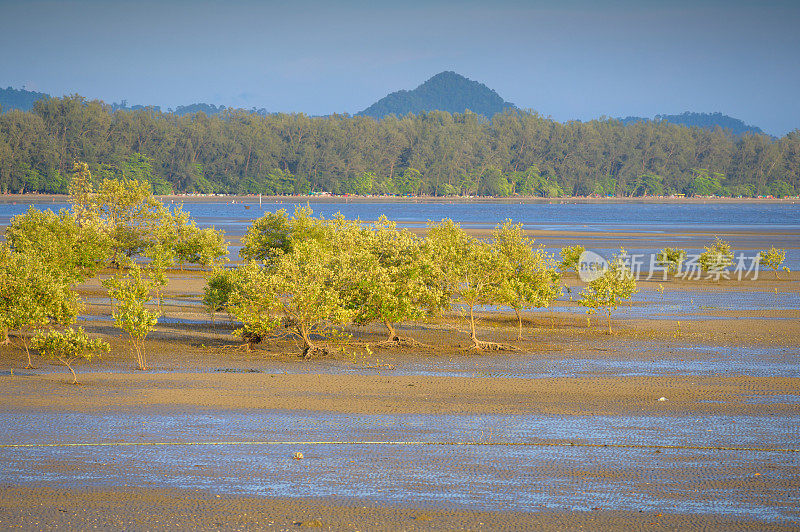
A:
105 265 161 370
31 327 109 384
759 246 789 278
655 247 686 277
579 252 638 334
698 237 734 280
558 245 585 299
493 220 561 340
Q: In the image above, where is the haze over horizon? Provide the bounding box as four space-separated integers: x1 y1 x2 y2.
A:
1 0 798 136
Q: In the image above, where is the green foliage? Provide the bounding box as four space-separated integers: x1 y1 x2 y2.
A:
240 209 291 262
228 261 280 346
203 268 237 324
142 241 172 315
492 220 561 339
146 204 228 271
512 166 564 197
104 265 161 370
96 153 172 195
231 212 357 356
458 170 480 196
267 237 356 357
769 180 794 198
178 226 228 269
69 164 227 270
758 246 788 278
656 247 687 276
627 173 665 196
437 182 458 196
339 217 439 342
698 237 734 277
478 167 512 197
0 86 49 112
590 176 618 196
621 112 765 136
558 245 586 274
31 327 109 383
579 252 638 334
358 71 514 118
394 167 422 195
728 183 756 197
5 207 111 282
240 206 324 264
237 168 296 195
687 168 726 197
348 171 374 195
426 219 506 347
70 162 168 266
0 244 82 367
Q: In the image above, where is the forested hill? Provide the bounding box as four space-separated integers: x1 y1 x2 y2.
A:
620 112 765 136
172 103 227 116
0 89 257 117
0 87 49 112
0 94 797 197
358 71 516 119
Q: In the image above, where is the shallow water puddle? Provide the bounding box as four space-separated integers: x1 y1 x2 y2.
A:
0 411 797 522
24 343 800 379
741 394 800 405
554 288 800 319
327 344 800 379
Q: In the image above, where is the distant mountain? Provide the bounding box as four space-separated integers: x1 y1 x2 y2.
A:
172 103 227 116
171 103 272 116
0 84 768 138
619 111 765 136
358 71 515 119
111 100 161 112
0 89 262 117
0 86 49 112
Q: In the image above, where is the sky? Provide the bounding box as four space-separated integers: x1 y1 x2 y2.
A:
1 0 798 135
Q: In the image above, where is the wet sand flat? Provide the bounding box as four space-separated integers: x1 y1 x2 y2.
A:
1 404 798 528
3 485 795 531
1 372 799 417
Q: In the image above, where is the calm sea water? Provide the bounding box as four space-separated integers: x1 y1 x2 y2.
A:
1 200 799 234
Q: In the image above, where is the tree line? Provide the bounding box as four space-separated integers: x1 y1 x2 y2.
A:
0 95 798 197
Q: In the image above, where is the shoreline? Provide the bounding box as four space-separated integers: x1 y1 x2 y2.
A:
0 193 798 205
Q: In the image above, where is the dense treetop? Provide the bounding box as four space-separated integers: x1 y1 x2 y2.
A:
0 93 797 197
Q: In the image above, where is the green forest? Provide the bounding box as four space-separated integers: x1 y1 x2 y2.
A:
0 94 798 197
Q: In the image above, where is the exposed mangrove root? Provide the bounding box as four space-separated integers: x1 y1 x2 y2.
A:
236 331 263 352
301 345 330 359
467 339 519 352
23 343 36 369
373 336 426 348
364 363 396 370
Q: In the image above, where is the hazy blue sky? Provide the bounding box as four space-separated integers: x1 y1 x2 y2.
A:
1 0 798 135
